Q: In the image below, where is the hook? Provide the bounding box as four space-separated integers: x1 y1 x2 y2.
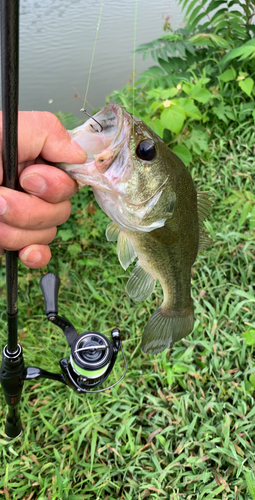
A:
80 108 103 132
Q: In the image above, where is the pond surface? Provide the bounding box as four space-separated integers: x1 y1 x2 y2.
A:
16 0 184 118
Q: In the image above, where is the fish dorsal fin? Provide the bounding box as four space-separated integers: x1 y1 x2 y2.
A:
126 261 156 302
117 231 137 270
106 222 120 241
197 191 212 252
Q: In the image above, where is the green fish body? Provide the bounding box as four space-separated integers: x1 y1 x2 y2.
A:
60 104 211 354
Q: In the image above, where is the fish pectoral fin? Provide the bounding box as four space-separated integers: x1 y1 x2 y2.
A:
149 225 179 246
117 231 137 270
142 306 194 354
106 222 120 241
126 261 156 302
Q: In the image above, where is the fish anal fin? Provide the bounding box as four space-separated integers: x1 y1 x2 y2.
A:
106 222 120 242
126 262 156 302
117 231 136 270
142 305 194 354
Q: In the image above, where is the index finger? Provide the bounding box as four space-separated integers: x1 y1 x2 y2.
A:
0 111 87 184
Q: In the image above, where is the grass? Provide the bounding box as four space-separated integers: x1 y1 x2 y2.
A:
0 119 255 499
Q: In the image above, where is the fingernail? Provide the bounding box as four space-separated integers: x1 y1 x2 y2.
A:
21 174 47 194
21 249 41 264
71 139 87 158
0 196 7 215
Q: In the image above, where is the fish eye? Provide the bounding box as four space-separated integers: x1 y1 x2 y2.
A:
136 140 156 161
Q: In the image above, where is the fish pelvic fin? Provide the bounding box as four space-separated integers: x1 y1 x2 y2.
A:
197 191 213 252
126 261 156 302
141 304 194 354
117 231 137 270
106 222 120 241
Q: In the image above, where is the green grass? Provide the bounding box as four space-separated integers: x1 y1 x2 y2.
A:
0 120 255 499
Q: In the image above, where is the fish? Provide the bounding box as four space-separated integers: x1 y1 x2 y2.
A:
59 104 211 354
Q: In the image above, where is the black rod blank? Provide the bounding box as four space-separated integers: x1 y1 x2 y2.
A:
1 0 19 353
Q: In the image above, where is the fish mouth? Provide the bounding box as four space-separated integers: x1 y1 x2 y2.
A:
66 103 130 174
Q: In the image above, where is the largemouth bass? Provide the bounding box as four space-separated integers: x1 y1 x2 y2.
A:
60 104 211 354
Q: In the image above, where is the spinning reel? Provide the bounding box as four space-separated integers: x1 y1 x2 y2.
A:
39 273 127 393
0 274 127 437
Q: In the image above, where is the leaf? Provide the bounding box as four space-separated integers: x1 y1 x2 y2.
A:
58 229 74 242
90 429 97 473
239 201 252 227
183 83 214 103
185 128 209 154
160 105 186 134
220 39 255 68
249 374 255 388
243 330 255 346
166 368 174 386
160 87 179 99
173 363 190 374
150 118 164 138
67 242 82 257
238 78 254 97
189 33 230 49
218 67 237 82
249 205 255 232
172 145 192 166
212 103 228 124
245 471 255 500
178 98 202 119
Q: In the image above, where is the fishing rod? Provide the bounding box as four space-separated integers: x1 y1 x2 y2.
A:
0 0 126 439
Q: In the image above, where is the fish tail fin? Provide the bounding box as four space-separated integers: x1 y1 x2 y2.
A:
141 304 194 354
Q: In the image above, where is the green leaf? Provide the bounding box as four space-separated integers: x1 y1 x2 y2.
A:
58 229 74 242
160 105 186 134
249 205 255 232
172 145 192 166
212 103 228 124
178 98 202 119
218 67 237 82
185 128 209 154
239 201 252 228
245 471 255 500
150 118 164 138
173 363 190 374
160 87 179 99
189 33 230 49
166 367 174 386
238 78 254 97
90 429 97 473
249 374 255 388
228 198 244 219
243 330 255 346
67 242 82 258
183 83 214 103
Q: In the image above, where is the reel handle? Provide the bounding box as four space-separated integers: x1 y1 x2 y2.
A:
40 273 60 319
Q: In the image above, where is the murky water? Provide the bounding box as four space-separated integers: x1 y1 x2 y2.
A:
17 0 184 117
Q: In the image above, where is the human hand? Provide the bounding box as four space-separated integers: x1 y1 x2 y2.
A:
0 111 87 268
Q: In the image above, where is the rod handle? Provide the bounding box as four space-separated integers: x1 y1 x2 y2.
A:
40 273 60 318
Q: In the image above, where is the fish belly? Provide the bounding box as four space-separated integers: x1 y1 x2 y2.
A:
129 220 198 354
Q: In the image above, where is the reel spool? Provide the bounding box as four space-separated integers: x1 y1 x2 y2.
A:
70 332 112 382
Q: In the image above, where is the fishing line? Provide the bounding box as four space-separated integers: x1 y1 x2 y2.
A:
131 0 139 208
81 0 104 117
132 0 138 120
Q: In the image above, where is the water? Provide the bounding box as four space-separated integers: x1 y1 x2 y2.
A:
18 0 184 118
